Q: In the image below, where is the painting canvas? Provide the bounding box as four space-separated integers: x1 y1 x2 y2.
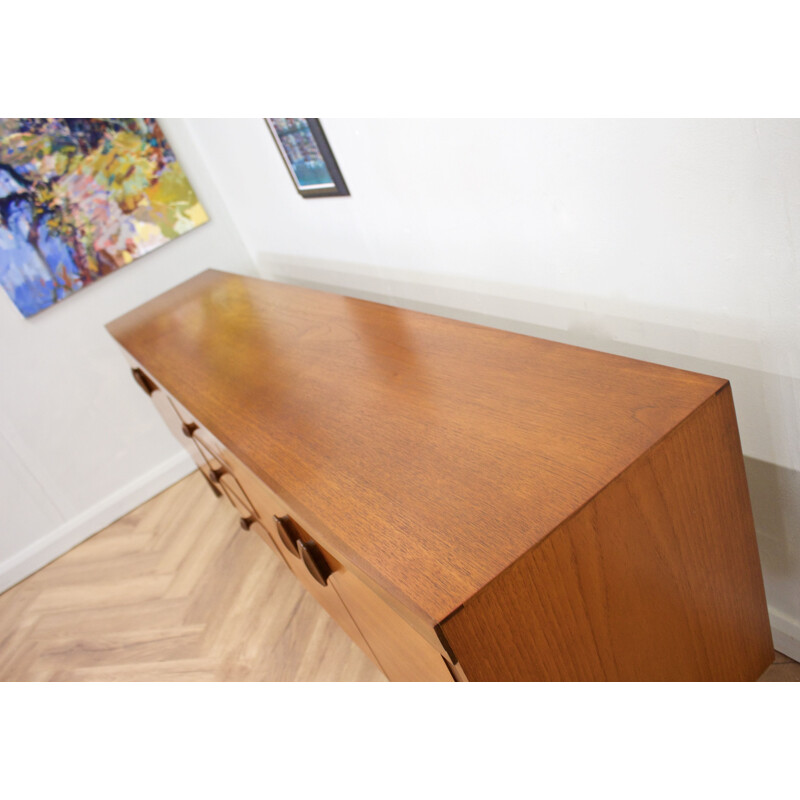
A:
0 118 208 317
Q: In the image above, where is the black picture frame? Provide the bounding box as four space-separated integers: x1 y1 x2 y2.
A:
265 118 349 198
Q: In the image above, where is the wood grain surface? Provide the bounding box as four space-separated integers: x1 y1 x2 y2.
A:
107 270 727 625
440 386 774 681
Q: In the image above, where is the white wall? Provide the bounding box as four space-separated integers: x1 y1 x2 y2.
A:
188 118 800 658
0 118 255 591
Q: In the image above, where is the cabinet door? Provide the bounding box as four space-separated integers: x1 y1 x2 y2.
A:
331 571 456 682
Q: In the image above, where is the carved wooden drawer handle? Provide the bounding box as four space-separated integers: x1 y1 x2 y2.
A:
273 515 301 556
209 466 227 483
181 422 198 438
131 367 157 396
297 539 332 586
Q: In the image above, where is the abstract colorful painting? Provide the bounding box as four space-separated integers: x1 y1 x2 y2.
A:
0 118 208 317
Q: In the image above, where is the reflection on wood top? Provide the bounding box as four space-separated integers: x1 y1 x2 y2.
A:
107 270 726 623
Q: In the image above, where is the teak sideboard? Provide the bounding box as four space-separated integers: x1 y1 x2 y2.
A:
107 270 774 681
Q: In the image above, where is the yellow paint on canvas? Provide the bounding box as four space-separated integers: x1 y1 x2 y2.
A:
78 130 157 209
129 218 170 252
141 161 206 239
186 202 208 226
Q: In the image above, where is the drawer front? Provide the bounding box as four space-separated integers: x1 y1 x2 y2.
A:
130 366 222 498
163 406 284 558
130 364 276 552
190 430 257 519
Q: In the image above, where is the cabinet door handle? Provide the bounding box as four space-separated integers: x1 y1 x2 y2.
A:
131 367 157 396
240 516 255 531
273 515 301 556
297 539 332 586
181 422 198 438
209 466 227 483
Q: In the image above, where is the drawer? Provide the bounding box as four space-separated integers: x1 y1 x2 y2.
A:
189 430 256 519
130 363 270 532
147 385 256 523
129 365 222 500
181 423 284 559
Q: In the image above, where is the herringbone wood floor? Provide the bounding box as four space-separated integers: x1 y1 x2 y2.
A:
0 472 385 681
0 471 796 681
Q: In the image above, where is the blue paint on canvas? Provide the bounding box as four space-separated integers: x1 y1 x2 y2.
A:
293 160 334 188
0 199 84 316
270 118 335 188
0 118 208 318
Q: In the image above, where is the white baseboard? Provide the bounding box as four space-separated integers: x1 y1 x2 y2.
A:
769 607 800 663
0 452 195 595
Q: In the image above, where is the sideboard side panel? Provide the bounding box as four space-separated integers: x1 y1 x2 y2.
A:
442 385 774 681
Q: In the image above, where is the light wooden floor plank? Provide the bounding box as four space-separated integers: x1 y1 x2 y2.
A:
0 472 385 682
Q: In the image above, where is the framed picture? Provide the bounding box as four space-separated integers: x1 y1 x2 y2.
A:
266 118 349 198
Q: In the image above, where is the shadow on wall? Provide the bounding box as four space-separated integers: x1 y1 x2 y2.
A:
254 251 800 630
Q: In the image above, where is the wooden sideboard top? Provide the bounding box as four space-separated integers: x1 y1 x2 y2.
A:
107 270 726 624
